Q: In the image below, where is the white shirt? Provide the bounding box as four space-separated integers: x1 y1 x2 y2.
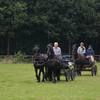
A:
77 46 86 54
53 47 61 55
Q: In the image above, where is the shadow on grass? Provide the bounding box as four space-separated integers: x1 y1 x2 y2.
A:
82 75 92 76
20 80 34 84
80 73 93 76
44 79 79 84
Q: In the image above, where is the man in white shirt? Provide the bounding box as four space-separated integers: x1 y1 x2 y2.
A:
77 42 86 57
53 42 61 55
53 42 62 65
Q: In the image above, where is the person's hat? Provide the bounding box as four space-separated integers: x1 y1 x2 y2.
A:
89 45 92 48
80 42 84 45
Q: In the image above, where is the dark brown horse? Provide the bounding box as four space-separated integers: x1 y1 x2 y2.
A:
72 44 84 76
33 45 48 82
45 43 62 83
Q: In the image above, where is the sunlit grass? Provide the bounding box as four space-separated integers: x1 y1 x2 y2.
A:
0 63 100 100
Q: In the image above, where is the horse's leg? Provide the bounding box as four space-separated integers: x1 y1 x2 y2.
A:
53 70 56 83
44 67 48 81
77 65 80 75
47 68 52 81
57 68 60 81
78 64 81 76
42 67 45 82
46 67 49 81
35 68 39 80
37 69 41 82
49 68 52 81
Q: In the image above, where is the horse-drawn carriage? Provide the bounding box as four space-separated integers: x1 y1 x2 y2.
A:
72 44 97 76
33 44 97 83
74 58 97 76
33 44 76 83
60 55 76 82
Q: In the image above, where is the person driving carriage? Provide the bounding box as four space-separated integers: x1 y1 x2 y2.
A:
77 42 86 57
53 42 61 55
53 42 62 65
86 45 95 64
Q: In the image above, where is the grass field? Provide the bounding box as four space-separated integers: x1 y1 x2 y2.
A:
0 63 100 100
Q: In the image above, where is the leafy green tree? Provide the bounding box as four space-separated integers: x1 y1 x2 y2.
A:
0 1 27 55
0 0 100 55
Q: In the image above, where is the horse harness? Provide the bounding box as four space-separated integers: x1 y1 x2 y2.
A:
47 59 60 63
33 54 48 66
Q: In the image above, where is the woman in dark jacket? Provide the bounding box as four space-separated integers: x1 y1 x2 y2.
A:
86 45 95 63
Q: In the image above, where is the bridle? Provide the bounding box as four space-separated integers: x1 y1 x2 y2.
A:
47 44 54 57
72 45 77 55
33 46 40 59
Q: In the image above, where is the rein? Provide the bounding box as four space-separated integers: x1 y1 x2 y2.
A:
48 59 60 63
33 60 47 66
33 54 48 66
83 58 89 64
74 53 89 64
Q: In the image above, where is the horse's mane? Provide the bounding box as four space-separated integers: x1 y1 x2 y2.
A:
47 43 55 58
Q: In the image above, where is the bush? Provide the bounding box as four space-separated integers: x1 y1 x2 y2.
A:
1 51 28 64
13 51 28 63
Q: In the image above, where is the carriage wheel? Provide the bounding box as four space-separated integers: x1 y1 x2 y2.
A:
91 67 95 76
66 69 71 82
94 65 97 75
71 68 76 81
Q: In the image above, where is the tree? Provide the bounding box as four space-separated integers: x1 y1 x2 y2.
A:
0 0 100 55
0 1 27 55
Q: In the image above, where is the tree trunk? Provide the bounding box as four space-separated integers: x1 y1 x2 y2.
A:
92 38 94 47
68 31 71 55
86 37 88 48
15 33 18 51
69 41 70 55
7 36 10 55
16 38 18 50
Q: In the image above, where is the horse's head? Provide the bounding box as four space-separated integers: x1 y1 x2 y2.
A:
72 44 77 55
33 45 40 60
46 43 54 57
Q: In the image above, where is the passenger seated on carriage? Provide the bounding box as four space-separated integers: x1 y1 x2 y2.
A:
86 45 95 64
77 42 86 57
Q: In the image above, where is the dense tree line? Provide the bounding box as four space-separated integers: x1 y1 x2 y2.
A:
0 0 100 55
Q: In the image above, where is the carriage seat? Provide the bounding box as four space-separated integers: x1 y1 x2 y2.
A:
63 55 70 58
62 56 70 61
62 56 70 67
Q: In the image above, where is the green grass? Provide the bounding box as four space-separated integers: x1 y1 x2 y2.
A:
0 63 100 100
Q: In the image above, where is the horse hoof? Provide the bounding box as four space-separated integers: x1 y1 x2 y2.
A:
42 80 45 82
37 80 40 82
57 78 60 81
49 79 52 81
53 81 56 84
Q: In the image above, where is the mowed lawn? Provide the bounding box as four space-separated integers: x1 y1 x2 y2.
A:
0 63 100 100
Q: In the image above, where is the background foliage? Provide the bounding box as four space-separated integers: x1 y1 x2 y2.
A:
0 0 100 55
